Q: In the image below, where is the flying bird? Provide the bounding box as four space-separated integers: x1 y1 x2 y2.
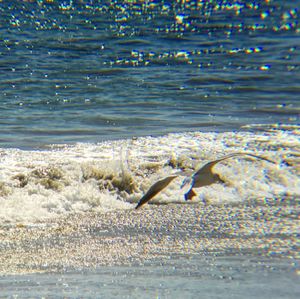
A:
135 175 177 209
183 152 276 201
135 152 275 209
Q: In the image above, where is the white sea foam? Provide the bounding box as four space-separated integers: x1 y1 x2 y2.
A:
0 125 299 224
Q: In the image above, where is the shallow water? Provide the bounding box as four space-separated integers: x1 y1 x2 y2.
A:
1 255 299 299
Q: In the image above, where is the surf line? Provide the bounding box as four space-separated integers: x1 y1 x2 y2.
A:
135 152 276 210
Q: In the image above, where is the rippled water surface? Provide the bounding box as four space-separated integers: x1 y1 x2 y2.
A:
0 0 299 148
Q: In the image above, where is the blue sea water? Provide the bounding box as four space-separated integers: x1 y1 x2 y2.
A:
0 0 299 148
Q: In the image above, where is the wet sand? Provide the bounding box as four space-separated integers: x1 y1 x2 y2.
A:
0 200 298 275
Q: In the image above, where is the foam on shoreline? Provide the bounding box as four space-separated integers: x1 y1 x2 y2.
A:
0 125 299 224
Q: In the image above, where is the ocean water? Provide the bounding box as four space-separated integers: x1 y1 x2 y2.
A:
0 0 299 148
0 1 299 298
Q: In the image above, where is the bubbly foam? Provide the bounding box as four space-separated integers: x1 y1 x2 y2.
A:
0 125 299 224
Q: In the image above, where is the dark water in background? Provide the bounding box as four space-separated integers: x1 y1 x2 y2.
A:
0 0 299 148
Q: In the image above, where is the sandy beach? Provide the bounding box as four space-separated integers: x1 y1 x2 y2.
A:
1 200 298 274
0 200 299 298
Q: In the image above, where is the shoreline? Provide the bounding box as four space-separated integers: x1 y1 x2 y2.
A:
0 202 298 275
1 123 298 151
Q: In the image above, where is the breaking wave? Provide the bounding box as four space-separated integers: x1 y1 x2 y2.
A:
0 124 299 224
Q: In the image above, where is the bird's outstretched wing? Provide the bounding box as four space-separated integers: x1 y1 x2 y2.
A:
193 152 276 178
184 152 276 200
194 152 275 175
215 152 276 165
135 175 177 209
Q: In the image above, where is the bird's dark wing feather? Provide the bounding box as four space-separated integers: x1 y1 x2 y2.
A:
135 175 177 209
189 152 276 191
194 152 275 175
